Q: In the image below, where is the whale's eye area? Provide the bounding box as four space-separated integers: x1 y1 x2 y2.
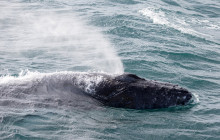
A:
177 99 185 105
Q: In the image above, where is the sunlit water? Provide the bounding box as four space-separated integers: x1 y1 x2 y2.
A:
0 0 220 139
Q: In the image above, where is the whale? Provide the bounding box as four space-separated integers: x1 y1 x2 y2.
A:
0 72 192 109
90 73 193 109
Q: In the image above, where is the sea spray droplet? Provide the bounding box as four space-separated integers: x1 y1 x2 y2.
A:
0 1 124 74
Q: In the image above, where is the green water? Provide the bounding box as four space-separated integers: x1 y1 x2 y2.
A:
0 0 220 139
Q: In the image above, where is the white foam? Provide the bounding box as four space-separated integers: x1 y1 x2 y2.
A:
139 8 169 25
139 7 208 37
192 93 200 104
0 70 109 95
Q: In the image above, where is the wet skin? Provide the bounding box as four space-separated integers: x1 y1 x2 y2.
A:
92 73 192 109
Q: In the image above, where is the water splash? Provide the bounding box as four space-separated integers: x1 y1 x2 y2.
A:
192 93 200 104
0 70 111 108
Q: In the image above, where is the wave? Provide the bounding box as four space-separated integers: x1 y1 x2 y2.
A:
138 7 219 39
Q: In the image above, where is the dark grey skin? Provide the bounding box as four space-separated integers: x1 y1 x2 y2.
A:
0 72 192 109
91 73 192 109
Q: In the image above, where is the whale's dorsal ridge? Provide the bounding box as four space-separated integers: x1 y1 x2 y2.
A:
114 73 144 83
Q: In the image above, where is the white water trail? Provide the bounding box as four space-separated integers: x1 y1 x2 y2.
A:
139 7 210 38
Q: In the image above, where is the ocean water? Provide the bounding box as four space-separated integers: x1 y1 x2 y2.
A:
0 0 220 139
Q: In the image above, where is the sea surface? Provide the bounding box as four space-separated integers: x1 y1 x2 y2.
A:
0 0 220 139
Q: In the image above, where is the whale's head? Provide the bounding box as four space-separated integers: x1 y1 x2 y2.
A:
94 73 192 109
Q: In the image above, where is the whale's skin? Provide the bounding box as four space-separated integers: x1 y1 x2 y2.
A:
0 72 192 109
91 73 192 109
